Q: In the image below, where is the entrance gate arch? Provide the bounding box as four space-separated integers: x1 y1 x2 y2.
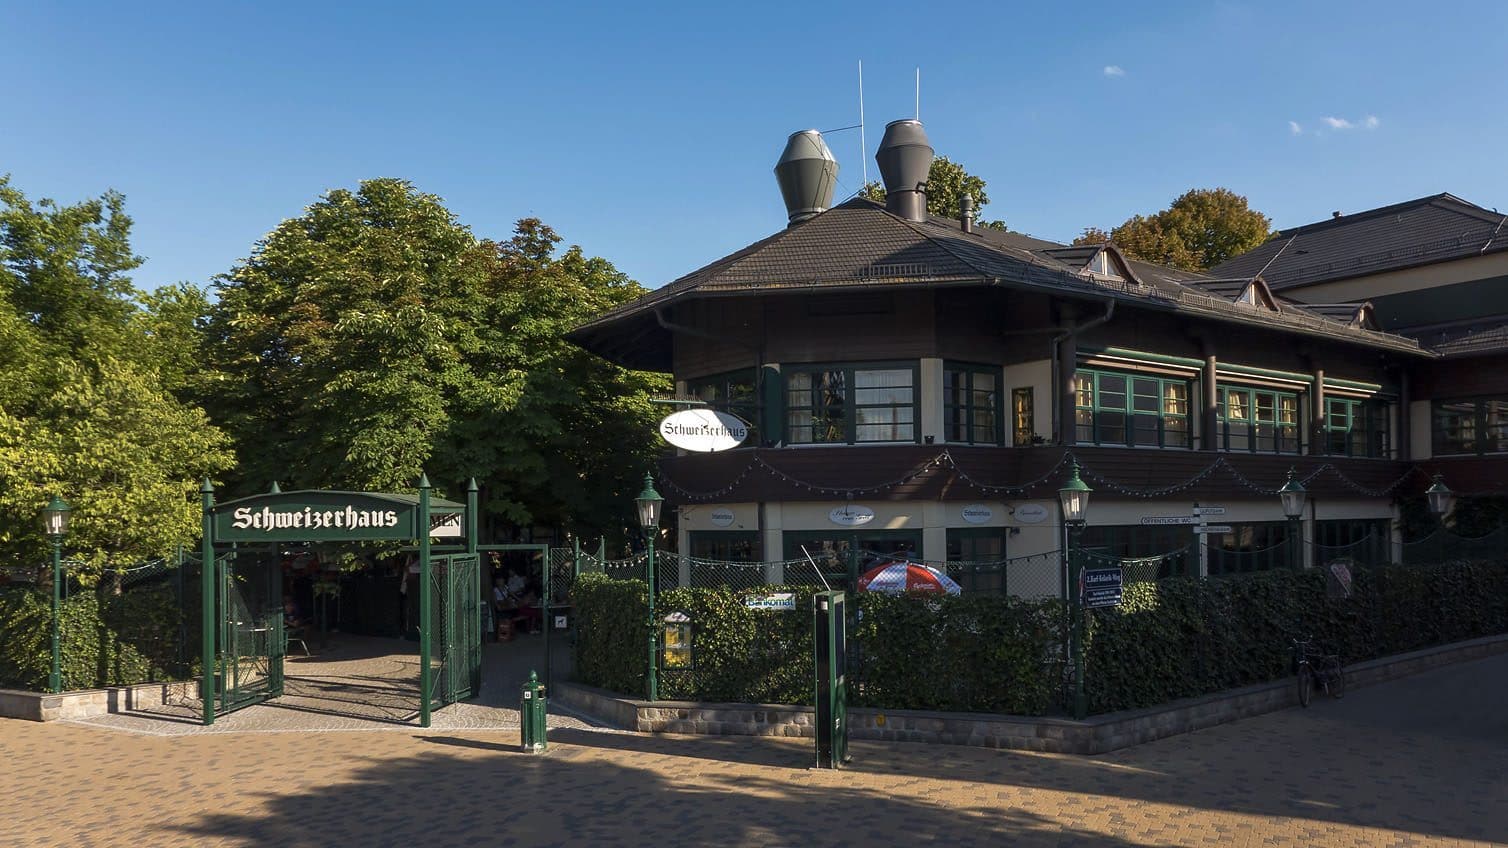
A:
198 474 480 727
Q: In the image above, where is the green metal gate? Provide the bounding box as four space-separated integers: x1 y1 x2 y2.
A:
429 553 481 708
214 551 284 716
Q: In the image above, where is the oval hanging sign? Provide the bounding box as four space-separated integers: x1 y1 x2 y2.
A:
710 508 735 527
658 409 751 452
828 505 876 527
961 504 993 524
1014 504 1049 524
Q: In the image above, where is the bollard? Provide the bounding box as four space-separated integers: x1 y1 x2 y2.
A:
520 670 548 753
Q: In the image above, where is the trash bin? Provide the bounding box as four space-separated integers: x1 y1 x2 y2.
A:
520 670 547 753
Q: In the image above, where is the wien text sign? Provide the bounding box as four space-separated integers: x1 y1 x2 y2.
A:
212 491 457 542
1081 567 1124 609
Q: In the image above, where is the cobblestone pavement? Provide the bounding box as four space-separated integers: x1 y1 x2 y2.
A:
2 650 1505 847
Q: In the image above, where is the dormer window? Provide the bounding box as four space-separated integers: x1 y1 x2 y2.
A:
1088 250 1123 281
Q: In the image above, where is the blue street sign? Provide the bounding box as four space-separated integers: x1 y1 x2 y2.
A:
1081 567 1124 609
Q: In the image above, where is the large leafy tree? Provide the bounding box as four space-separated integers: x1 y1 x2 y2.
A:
862 156 1007 230
206 178 667 536
0 176 233 575
1074 188 1272 271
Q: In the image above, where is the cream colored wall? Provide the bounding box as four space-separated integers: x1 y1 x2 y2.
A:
920 358 944 444
1410 400 1432 460
1003 360 1053 445
1282 251 1508 303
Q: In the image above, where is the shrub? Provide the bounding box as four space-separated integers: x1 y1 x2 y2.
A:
0 582 186 691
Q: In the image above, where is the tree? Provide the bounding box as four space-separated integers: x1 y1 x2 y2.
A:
862 156 1008 230
0 176 233 575
1080 188 1272 271
1071 227 1112 246
205 179 669 536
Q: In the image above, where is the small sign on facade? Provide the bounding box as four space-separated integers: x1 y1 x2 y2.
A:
828 505 875 527
744 593 797 611
553 615 569 630
1013 504 1049 524
659 409 751 452
709 508 735 527
429 512 462 538
961 504 993 524
1192 506 1226 516
1192 525 1233 534
1141 516 1200 526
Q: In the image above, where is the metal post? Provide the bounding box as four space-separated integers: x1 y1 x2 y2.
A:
1289 517 1302 571
1070 525 1086 720
646 535 657 701
572 537 581 581
49 537 62 693
465 479 479 694
542 546 552 693
418 473 433 728
200 479 215 725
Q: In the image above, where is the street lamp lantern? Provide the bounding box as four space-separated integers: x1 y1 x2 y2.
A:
42 495 71 538
40 495 71 694
1425 474 1454 518
635 473 663 533
1278 469 1307 520
1058 460 1092 527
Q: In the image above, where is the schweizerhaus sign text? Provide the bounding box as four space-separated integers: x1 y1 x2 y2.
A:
232 505 400 532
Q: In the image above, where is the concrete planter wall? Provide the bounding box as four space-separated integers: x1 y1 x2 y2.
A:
556 633 1508 755
0 681 197 723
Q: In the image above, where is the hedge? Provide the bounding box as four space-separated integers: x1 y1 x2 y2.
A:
1084 559 1508 714
574 560 1508 717
570 573 1065 713
0 582 188 691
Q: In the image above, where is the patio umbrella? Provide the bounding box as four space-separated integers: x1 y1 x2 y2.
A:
856 561 962 595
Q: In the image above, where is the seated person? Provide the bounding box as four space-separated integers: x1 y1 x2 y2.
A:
282 594 311 630
514 582 544 634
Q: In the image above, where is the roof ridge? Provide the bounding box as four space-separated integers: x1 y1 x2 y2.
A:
1272 191 1499 237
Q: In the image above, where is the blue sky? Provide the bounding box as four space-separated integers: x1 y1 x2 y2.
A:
3 1 1506 293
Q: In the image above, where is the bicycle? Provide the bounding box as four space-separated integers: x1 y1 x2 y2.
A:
1292 637 1345 707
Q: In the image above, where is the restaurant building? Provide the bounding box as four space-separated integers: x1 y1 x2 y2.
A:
568 121 1497 593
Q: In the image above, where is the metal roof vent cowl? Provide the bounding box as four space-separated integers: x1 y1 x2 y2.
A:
961 193 975 234
875 118 933 222
774 130 839 226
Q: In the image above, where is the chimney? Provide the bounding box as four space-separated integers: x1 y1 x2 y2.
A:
874 119 933 222
960 194 975 234
1332 211 1342 219
774 130 838 226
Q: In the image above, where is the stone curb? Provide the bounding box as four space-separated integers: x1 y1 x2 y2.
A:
0 681 198 723
554 633 1508 754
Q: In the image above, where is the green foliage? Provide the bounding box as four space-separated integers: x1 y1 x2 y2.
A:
573 574 1064 713
862 156 1008 230
1081 188 1272 271
206 180 668 536
852 593 1066 714
1085 561 1508 713
0 583 186 691
0 176 233 576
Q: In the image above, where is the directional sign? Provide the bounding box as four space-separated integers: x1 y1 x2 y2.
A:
1193 525 1233 534
1141 516 1200 526
1084 587 1123 609
1192 506 1226 516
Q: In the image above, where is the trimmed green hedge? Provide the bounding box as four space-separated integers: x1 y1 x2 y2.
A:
0 583 187 691
1085 560 1508 714
571 573 1065 712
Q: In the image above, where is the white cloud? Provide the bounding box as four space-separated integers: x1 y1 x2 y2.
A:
1103 65 1125 77
1364 115 1380 129
1323 116 1354 130
1289 121 1303 135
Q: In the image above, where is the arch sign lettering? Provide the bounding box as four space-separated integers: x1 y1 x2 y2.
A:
659 409 751 452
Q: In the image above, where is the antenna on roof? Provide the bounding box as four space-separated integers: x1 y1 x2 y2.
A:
858 60 868 190
915 67 921 120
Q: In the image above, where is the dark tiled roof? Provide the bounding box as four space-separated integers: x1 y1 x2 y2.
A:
1210 193 1508 291
1408 317 1508 357
568 198 1427 368
1040 245 1102 267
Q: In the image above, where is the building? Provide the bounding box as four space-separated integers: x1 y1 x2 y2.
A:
568 120 1480 594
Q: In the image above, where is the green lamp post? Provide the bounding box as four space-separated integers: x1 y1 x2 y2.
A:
1425 474 1454 562
1058 460 1091 720
41 495 72 693
635 473 664 702
1278 469 1307 571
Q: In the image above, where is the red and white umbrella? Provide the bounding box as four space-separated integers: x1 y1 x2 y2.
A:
856 561 962 595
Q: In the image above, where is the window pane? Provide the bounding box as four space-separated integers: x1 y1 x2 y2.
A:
1484 400 1508 453
1099 411 1126 444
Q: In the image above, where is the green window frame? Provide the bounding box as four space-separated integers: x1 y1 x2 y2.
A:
688 531 760 562
1432 397 1508 456
1217 385 1300 454
1325 397 1388 458
943 362 1002 445
685 369 760 444
1073 368 1190 448
785 362 918 444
